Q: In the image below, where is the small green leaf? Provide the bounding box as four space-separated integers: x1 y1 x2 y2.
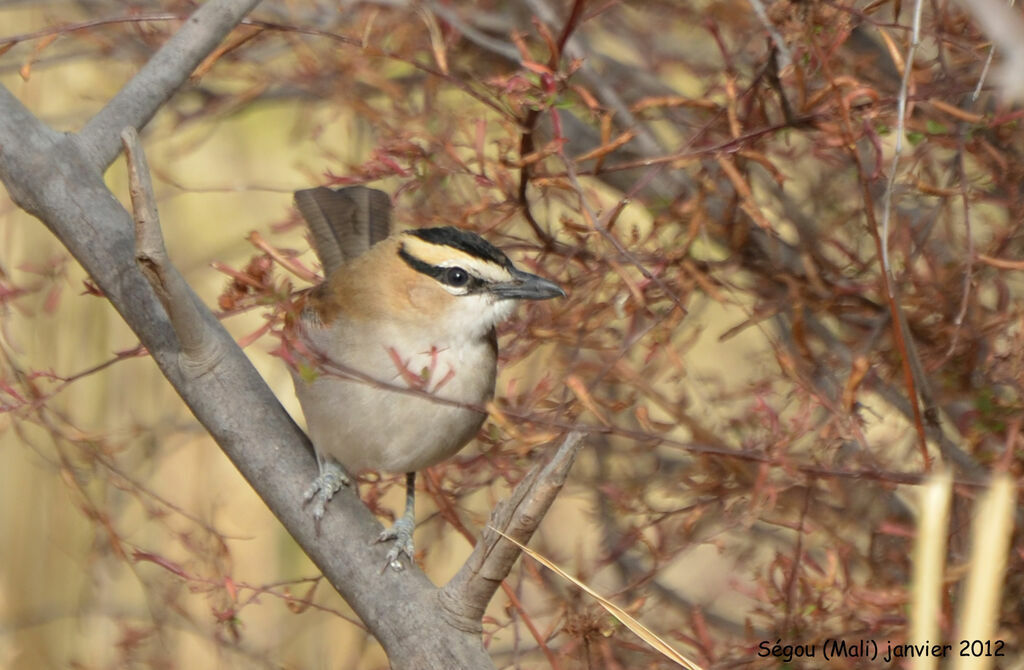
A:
906 131 925 145
298 363 319 383
925 119 948 134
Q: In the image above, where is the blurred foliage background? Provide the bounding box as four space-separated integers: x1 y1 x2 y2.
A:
1 0 1023 668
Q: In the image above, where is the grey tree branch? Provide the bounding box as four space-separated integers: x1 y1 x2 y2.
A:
0 81 492 669
78 0 264 171
441 431 584 628
0 1 580 666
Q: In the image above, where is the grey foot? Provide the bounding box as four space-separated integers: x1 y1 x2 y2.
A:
303 461 351 521
376 515 415 572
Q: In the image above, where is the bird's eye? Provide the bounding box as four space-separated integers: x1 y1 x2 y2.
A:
444 267 470 287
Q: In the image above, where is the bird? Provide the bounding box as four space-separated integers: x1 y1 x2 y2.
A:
286 185 565 570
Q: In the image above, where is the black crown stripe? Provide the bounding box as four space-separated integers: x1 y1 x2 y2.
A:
407 227 512 269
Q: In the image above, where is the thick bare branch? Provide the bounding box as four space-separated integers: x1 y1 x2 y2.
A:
0 1 540 665
0 3 592 663
441 432 584 628
0 83 497 669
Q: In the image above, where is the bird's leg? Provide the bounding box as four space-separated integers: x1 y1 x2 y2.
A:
377 472 416 571
303 456 351 521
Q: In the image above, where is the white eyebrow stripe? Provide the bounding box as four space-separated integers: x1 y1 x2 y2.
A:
401 234 514 284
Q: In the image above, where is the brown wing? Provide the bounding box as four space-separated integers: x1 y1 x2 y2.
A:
293 186 392 277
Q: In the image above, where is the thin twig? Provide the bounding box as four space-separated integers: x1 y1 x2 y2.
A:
971 0 1018 101
879 0 924 280
958 0 1024 101
972 45 998 101
80 0 263 169
559 151 690 316
746 0 793 70
819 0 934 466
515 0 589 247
122 126 215 364
942 127 975 361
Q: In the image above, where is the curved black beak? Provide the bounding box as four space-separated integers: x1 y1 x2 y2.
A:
490 267 566 301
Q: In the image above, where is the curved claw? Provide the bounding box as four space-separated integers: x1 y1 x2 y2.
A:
377 515 415 572
303 461 351 521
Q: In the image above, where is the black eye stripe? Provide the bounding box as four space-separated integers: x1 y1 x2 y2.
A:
398 245 483 291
